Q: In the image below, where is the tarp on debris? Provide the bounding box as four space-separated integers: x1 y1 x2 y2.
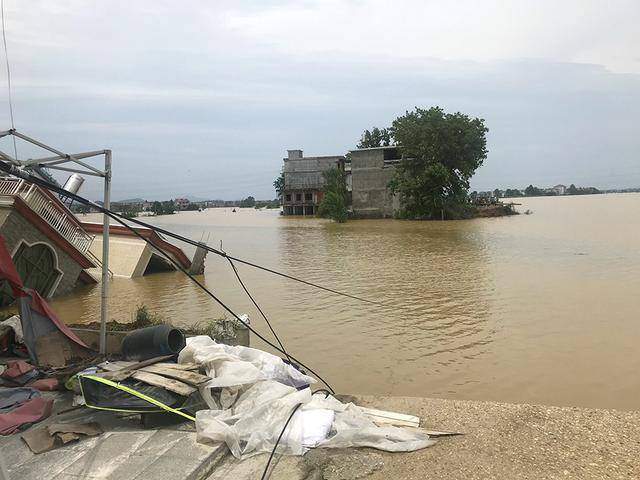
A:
180 336 435 459
0 234 91 365
0 393 53 435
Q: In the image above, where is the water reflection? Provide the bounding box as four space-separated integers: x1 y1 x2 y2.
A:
275 217 496 396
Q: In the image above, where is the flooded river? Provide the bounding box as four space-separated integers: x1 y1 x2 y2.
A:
51 194 640 410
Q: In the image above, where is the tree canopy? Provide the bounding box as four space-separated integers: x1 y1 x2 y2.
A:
152 200 175 215
240 196 256 208
524 185 543 196
273 173 284 197
357 127 392 149
387 107 488 219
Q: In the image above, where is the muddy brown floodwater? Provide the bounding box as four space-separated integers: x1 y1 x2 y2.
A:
51 193 640 410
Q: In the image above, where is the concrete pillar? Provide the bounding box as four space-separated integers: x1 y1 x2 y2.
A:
189 243 208 275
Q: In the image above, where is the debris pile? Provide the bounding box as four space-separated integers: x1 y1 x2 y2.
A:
181 336 435 457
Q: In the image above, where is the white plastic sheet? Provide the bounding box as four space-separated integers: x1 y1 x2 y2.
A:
182 336 435 458
178 335 315 389
0 315 23 343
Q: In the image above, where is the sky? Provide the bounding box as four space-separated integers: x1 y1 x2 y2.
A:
0 0 638 200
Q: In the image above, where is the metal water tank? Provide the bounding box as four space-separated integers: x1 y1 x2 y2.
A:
62 173 85 195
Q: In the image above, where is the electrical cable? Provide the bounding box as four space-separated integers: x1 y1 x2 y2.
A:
103 210 335 394
0 157 383 307
0 0 17 160
0 159 335 393
260 402 303 480
0 157 347 479
260 390 332 479
225 255 292 364
113 212 384 307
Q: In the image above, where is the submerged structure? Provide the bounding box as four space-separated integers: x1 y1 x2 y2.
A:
80 222 205 278
280 146 401 218
281 150 345 216
0 173 205 307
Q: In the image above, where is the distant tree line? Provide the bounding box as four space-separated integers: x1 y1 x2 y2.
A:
498 184 601 198
152 200 176 215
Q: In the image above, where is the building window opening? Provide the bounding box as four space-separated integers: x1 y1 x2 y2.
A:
12 243 60 299
304 193 313 202
295 193 302 202
285 194 291 202
383 148 400 161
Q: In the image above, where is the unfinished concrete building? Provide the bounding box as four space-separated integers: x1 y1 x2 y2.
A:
281 150 345 216
349 146 402 218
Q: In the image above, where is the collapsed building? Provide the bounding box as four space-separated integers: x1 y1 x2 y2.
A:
0 173 204 307
0 176 98 306
280 146 402 218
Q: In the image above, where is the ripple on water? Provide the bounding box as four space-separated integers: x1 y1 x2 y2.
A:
47 197 640 410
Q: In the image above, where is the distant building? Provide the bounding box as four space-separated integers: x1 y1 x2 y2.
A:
174 198 190 210
111 198 146 212
281 150 345 216
552 184 567 195
348 146 402 218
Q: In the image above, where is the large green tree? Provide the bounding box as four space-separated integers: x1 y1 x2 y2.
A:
388 107 488 219
317 167 348 223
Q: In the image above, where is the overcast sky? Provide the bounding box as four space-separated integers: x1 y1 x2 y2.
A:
0 0 638 200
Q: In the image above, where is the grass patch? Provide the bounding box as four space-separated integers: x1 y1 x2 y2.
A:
69 304 240 343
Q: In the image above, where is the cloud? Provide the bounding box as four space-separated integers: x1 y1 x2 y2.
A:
0 1 638 199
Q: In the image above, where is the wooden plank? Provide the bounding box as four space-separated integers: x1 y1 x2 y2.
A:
98 361 199 372
154 362 200 371
139 364 209 386
360 407 420 428
100 355 175 382
98 361 135 372
419 429 463 437
130 371 196 397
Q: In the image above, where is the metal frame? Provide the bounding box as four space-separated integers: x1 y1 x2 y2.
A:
0 128 112 354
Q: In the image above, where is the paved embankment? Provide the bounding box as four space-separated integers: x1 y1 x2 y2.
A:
4 393 639 479
1 391 227 480
208 395 640 480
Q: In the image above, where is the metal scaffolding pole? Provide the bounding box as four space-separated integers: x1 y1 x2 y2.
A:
2 129 112 354
100 150 111 354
